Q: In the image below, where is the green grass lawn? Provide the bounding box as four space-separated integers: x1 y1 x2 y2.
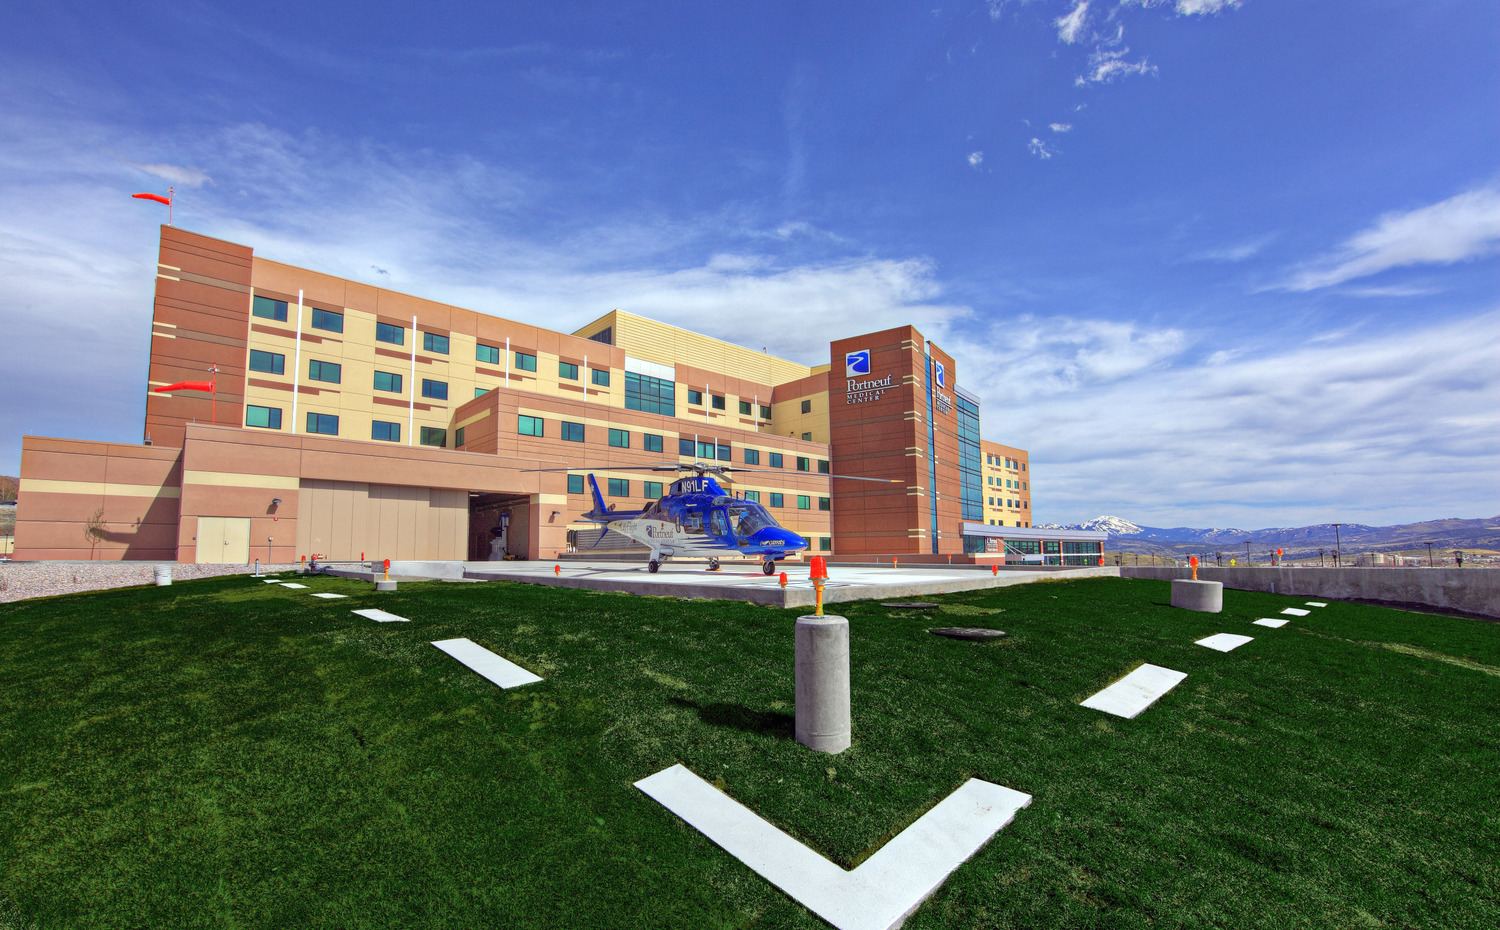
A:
2 574 1497 929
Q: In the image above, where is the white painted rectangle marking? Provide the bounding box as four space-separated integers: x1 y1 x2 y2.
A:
635 763 1030 930
310 592 348 599
431 638 542 689
1080 664 1187 719
352 608 409 623
1195 633 1254 653
1281 607 1310 616
1306 601 1328 607
262 579 284 583
280 583 308 589
1253 618 1289 628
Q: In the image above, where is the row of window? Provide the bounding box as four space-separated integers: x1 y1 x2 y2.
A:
988 497 1029 510
247 405 456 446
987 476 1027 490
983 520 1030 527
985 452 1027 472
561 474 830 511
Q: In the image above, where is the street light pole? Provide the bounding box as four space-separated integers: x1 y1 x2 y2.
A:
1330 524 1343 568
1243 541 1252 565
1424 541 1434 566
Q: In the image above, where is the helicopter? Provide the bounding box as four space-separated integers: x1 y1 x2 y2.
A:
527 461 898 574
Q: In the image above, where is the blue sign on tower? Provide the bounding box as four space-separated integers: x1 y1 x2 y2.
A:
845 349 871 377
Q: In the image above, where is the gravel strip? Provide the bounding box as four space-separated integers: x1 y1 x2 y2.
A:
0 562 304 604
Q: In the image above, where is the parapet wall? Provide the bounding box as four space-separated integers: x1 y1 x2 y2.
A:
1120 566 1499 620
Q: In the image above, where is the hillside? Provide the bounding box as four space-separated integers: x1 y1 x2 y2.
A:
1042 514 1500 560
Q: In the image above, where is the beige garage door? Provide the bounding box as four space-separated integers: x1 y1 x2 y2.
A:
196 516 251 564
296 480 468 561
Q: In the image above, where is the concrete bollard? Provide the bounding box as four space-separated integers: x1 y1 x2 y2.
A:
1171 578 1222 613
376 579 397 592
154 565 172 586
795 614 851 754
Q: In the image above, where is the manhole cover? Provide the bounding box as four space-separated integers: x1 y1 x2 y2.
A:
882 601 939 608
929 627 1008 641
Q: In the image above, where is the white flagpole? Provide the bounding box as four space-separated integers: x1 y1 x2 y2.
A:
290 290 303 434
407 315 417 445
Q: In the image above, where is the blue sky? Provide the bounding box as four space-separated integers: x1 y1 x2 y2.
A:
2 0 1496 527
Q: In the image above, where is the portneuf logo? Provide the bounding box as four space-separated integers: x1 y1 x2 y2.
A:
845 350 871 377
934 360 947 388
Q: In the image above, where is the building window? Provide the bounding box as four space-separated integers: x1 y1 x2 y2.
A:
643 433 663 453
801 432 812 442
796 456 810 472
1023 482 1028 490
376 322 404 345
423 332 449 354
561 421 585 442
422 379 448 400
818 537 832 552
625 371 675 416
697 441 715 459
717 444 731 462
743 490 760 503
371 420 400 442
374 371 403 393
818 460 830 474
455 427 466 447
608 428 629 448
801 399 812 414
245 405 281 429
476 343 499 365
711 395 725 410
311 308 343 333
769 452 783 468
592 368 610 387
518 415 543 437
475 387 490 398
759 405 771 419
248 350 284 375
738 400 752 415
559 361 579 380
744 448 760 465
607 478 630 497
308 359 341 384
679 438 695 456
420 427 446 447
818 497 831 511
644 481 663 499
770 493 784 508
687 389 703 406
306 412 339 435
567 474 585 494
797 495 811 510
515 351 537 372
252 295 288 321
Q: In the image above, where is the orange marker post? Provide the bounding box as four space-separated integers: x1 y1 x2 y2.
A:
992 564 999 576
1190 555 1199 581
779 571 788 589
554 564 561 577
810 556 829 616
383 558 390 582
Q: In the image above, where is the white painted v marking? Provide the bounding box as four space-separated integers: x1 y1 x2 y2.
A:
635 764 1031 930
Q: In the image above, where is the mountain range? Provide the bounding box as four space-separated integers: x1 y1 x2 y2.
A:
1039 515 1500 558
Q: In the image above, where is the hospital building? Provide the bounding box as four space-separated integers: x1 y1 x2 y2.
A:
12 226 1103 566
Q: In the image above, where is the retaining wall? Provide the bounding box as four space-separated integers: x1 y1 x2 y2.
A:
1120 566 1499 620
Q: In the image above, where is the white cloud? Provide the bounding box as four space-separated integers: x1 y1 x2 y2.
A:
1188 234 1275 263
1121 0 1242 14
968 150 984 167
1027 138 1054 159
1049 123 1073 133
1075 46 1157 84
1055 2 1090 44
1279 186 1500 291
121 160 213 188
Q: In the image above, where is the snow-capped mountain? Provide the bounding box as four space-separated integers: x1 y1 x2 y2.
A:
1039 515 1500 558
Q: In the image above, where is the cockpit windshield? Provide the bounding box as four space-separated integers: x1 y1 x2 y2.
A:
727 501 778 536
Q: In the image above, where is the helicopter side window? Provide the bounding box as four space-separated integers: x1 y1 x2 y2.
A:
682 512 703 534
709 509 729 537
729 502 774 536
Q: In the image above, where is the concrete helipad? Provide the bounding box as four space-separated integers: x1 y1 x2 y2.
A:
461 560 1117 608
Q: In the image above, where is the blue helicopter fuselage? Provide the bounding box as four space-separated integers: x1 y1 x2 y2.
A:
581 474 806 562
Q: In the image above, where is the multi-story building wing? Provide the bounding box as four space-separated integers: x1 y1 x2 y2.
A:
13 226 1087 565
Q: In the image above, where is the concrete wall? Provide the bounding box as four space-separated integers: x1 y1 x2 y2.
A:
1121 566 1500 620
